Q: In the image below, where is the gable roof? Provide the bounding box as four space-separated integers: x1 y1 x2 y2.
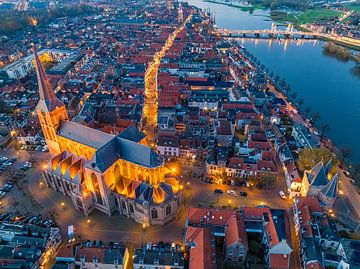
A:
58 120 114 149
185 227 216 269
225 215 248 249
306 162 328 187
320 173 338 199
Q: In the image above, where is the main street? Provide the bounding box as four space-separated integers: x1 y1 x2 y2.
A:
141 13 193 146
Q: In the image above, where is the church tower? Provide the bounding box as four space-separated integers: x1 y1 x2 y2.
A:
178 3 184 24
33 46 68 156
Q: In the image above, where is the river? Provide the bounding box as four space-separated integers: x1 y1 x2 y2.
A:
187 0 360 161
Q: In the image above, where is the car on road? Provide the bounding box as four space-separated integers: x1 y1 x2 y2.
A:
0 191 6 198
239 191 248 197
214 189 223 194
343 171 351 177
22 162 32 169
227 190 236 195
2 183 13 192
3 161 12 167
279 191 286 199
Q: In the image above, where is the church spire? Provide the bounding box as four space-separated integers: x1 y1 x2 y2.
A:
32 45 64 112
32 45 56 101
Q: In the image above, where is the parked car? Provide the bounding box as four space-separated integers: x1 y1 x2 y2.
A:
279 191 286 199
0 191 6 198
3 161 12 167
214 189 223 194
227 190 236 195
239 191 248 197
2 184 12 192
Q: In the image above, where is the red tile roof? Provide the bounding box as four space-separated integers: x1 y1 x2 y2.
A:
187 207 235 227
225 214 248 249
186 227 216 269
269 253 290 269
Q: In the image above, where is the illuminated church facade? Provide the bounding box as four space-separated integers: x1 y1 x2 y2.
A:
33 47 182 226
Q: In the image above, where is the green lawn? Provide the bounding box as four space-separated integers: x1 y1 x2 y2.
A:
343 3 360 12
271 8 343 25
296 8 343 24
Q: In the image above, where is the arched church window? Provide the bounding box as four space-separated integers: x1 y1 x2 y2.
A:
151 208 158 219
166 204 171 216
91 173 103 205
121 200 127 211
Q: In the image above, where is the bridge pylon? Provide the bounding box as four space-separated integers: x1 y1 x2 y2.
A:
286 23 294 33
271 23 277 33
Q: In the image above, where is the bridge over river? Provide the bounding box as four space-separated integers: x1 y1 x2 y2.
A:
216 24 360 49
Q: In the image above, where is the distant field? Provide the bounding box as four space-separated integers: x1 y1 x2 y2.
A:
342 3 360 12
296 8 343 24
271 8 343 25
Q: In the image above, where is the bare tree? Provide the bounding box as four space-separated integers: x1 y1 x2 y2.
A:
304 106 312 117
312 112 321 125
350 162 360 179
319 122 330 138
290 92 297 101
297 98 304 108
339 146 352 163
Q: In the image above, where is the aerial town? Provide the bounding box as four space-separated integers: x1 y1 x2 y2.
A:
0 0 359 268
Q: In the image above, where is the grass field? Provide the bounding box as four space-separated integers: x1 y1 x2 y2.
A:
296 8 343 24
271 8 343 25
342 3 360 12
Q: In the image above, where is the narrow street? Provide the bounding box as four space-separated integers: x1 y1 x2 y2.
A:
141 14 193 146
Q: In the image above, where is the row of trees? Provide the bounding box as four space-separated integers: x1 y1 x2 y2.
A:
245 50 331 138
244 49 360 185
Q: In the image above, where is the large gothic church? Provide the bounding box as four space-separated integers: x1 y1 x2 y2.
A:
33 47 182 226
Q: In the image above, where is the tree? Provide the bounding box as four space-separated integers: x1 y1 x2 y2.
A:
290 92 297 101
320 122 330 138
297 98 304 108
311 112 321 125
304 106 312 117
258 173 276 190
350 162 360 179
297 147 338 173
339 146 352 164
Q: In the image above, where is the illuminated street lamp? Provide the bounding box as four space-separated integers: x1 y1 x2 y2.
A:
87 219 91 225
42 164 48 170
